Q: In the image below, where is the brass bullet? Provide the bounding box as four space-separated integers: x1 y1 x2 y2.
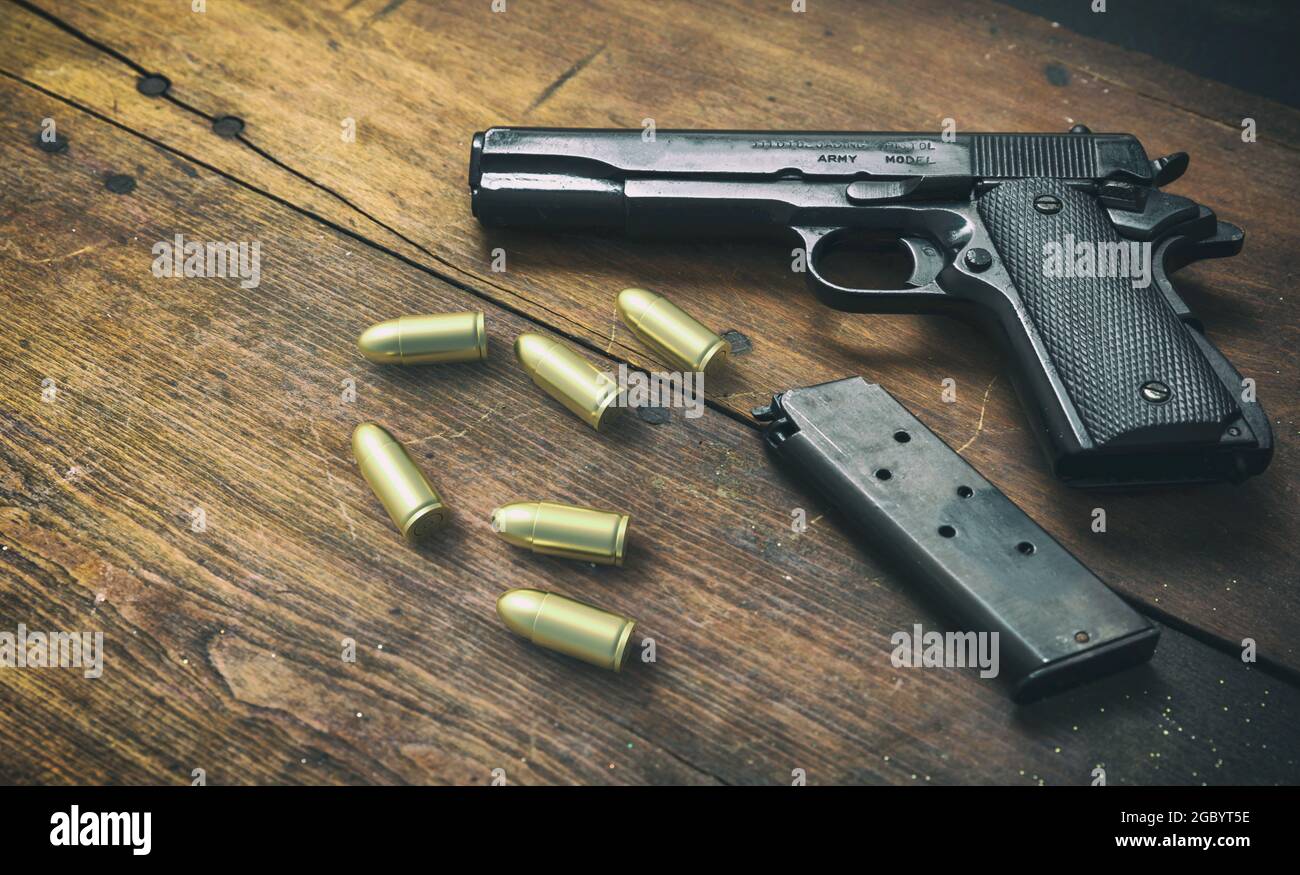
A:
514 332 621 430
491 501 629 566
497 588 636 672
358 312 487 364
352 422 448 542
616 287 729 373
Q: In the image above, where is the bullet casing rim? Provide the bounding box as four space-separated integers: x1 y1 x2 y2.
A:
611 615 636 672
693 336 730 375
612 511 629 567
400 501 449 543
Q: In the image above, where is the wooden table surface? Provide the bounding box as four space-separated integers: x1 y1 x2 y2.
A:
1 0 1296 785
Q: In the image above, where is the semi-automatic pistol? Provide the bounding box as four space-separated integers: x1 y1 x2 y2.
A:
469 126 1271 487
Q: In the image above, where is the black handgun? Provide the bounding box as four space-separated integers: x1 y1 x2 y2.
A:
469 126 1271 487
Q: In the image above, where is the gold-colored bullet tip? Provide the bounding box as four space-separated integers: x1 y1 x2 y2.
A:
512 331 551 371
496 587 546 638
357 320 403 364
490 502 538 549
615 286 660 325
350 421 393 458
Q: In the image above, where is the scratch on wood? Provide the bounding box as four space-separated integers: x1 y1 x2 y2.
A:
0 240 102 263
526 44 605 114
956 375 998 454
605 302 619 353
324 469 358 541
419 427 469 442
409 407 493 444
503 405 549 424
716 390 770 403
407 403 546 446
309 422 357 540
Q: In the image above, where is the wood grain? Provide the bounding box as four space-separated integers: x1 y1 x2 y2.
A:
2 0 1295 675
0 1 1297 785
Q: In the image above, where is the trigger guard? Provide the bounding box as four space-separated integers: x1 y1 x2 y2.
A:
794 225 949 314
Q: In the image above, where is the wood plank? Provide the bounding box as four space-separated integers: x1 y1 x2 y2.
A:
972 3 1300 147
2 0 1295 674
2 72 1299 785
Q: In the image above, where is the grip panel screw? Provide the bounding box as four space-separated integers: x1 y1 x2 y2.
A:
1140 381 1172 403
1034 194 1063 214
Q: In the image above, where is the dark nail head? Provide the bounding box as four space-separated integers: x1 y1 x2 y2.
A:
212 115 245 138
105 173 137 194
34 132 69 154
137 74 171 97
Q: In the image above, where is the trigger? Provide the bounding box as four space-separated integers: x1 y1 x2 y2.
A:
899 237 945 287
